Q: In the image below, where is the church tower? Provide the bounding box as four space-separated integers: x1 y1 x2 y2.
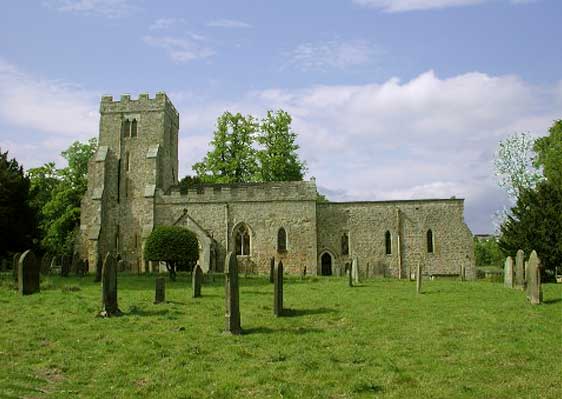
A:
80 93 179 271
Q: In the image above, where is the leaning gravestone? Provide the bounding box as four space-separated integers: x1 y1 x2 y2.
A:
352 256 359 284
269 257 275 284
274 261 284 317
416 261 422 294
18 250 40 295
224 251 241 335
98 252 121 317
154 277 166 304
526 250 543 305
60 255 70 277
515 249 525 289
504 256 514 288
192 264 203 298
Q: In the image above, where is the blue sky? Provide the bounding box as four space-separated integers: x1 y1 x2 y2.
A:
1 0 561 233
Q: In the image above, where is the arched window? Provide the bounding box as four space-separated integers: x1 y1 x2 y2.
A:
123 119 130 138
427 229 434 253
277 228 287 252
341 233 349 256
131 119 138 137
385 230 392 255
235 224 250 256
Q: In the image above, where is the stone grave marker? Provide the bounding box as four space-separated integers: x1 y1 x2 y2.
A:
504 256 514 288
416 261 422 294
269 257 275 283
98 252 121 317
526 250 543 305
515 249 525 289
274 260 284 317
18 250 40 295
154 277 166 304
352 256 359 284
193 264 203 298
224 251 241 335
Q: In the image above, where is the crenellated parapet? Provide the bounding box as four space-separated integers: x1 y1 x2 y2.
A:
100 92 179 123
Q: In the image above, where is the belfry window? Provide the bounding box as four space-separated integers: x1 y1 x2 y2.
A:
427 229 434 253
385 231 392 255
277 227 287 252
131 119 138 137
341 233 349 256
235 224 250 256
123 120 130 138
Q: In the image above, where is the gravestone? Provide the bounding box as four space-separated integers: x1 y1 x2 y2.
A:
192 264 203 298
154 277 166 304
94 257 102 283
60 255 70 277
515 249 525 289
18 250 40 295
224 251 241 335
416 261 422 294
352 256 359 284
526 250 542 305
98 252 121 317
269 257 275 283
274 261 284 317
40 254 51 275
504 256 514 288
459 264 466 282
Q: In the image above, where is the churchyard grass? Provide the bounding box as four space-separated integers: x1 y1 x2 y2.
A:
0 273 560 398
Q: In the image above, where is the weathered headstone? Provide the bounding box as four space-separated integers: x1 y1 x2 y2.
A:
224 251 241 335
269 257 275 283
40 254 51 275
154 277 166 304
274 261 284 317
60 255 70 277
192 264 203 298
18 250 40 295
352 256 359 284
416 261 422 294
515 249 525 289
526 250 542 305
98 252 121 317
504 256 514 288
94 257 102 283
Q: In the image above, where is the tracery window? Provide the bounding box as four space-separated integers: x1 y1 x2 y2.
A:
235 224 250 256
277 227 287 252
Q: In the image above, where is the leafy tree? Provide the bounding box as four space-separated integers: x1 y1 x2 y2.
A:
473 237 503 267
193 112 258 183
143 226 199 281
533 119 562 188
494 132 543 202
256 110 306 182
28 162 60 231
0 149 36 259
178 175 203 194
38 138 97 256
498 180 562 279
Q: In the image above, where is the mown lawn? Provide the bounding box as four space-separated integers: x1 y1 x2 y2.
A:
0 273 560 399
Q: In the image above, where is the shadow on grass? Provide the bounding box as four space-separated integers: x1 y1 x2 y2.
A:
243 326 323 335
282 307 337 317
127 306 170 317
543 298 562 305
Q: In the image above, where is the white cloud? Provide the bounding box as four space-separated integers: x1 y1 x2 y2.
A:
43 0 138 18
285 40 380 71
149 17 184 31
143 35 215 63
353 0 535 12
206 19 252 29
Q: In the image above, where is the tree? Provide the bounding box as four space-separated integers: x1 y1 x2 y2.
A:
256 110 306 182
473 237 503 267
533 119 562 189
38 138 97 256
193 112 258 183
143 226 199 281
0 149 36 259
498 180 562 279
178 175 203 194
494 132 543 202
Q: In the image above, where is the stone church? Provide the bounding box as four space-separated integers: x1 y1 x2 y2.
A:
79 92 475 279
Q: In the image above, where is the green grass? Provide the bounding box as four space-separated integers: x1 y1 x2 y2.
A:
0 273 561 399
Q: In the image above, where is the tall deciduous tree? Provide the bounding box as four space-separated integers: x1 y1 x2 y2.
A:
533 119 562 188
0 149 35 258
256 110 306 182
193 112 258 183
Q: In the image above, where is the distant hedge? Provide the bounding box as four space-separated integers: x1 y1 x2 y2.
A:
144 226 199 280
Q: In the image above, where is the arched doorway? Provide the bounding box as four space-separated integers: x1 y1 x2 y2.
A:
321 252 333 276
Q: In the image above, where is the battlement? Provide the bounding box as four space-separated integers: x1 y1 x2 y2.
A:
100 92 178 118
159 180 319 204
